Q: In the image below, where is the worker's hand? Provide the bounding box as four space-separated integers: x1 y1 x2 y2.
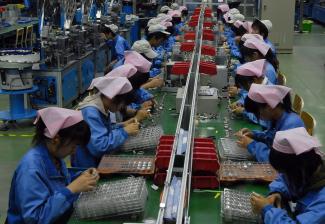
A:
150 78 165 88
141 101 153 110
67 168 99 193
231 105 244 115
228 86 239 97
267 193 282 208
124 122 139 136
135 109 151 122
236 134 254 148
250 192 273 214
236 128 253 138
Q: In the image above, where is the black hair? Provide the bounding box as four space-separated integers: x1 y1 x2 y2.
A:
166 25 175 36
244 92 294 119
172 17 182 25
101 25 116 37
240 45 278 71
237 25 248 36
252 19 268 39
147 32 169 42
128 72 150 90
144 26 149 37
32 118 90 148
269 148 323 195
111 90 137 107
181 10 188 17
235 75 255 91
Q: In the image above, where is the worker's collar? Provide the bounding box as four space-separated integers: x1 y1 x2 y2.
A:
36 145 70 181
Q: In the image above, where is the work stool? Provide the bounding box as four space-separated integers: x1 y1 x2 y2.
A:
301 111 316 135
277 71 287 86
292 94 304 115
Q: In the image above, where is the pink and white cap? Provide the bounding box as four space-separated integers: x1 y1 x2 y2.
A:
91 77 133 99
234 20 244 28
241 33 263 42
179 6 187 12
168 10 181 18
160 21 173 27
223 13 230 23
273 127 322 155
242 21 253 33
34 107 84 138
244 38 270 56
105 64 137 78
237 59 266 78
248 84 291 108
124 50 152 73
218 4 229 13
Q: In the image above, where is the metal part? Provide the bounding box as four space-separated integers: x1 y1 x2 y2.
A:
73 177 148 220
218 138 255 161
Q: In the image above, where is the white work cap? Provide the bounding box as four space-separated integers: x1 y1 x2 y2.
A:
131 40 158 59
261 20 272 32
171 3 179 10
148 24 171 35
160 5 171 12
104 24 118 34
228 13 245 23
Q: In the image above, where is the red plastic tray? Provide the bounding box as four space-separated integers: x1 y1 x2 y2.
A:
189 20 198 27
200 61 217 75
154 173 220 189
171 62 191 75
180 42 195 51
201 45 216 56
202 32 215 41
203 21 214 28
183 32 196 41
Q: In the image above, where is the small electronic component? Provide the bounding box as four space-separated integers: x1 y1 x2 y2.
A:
219 161 277 183
221 188 261 223
218 138 255 161
120 125 163 152
97 155 155 175
73 177 148 220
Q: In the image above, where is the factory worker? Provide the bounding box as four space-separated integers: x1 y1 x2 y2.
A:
251 127 325 224
104 64 151 124
72 77 139 168
160 5 171 14
179 6 188 18
161 21 177 53
168 10 184 35
102 24 130 68
217 4 230 19
241 38 278 84
235 84 305 162
229 59 272 128
146 24 170 77
251 19 276 54
109 53 156 111
7 107 98 224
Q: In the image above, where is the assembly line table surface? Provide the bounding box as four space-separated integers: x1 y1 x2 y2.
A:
69 90 268 224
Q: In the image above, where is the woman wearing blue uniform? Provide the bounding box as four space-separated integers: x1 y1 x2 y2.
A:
229 59 272 128
251 19 276 55
251 127 325 224
7 107 99 224
241 38 278 84
72 77 139 168
103 24 130 69
236 84 305 162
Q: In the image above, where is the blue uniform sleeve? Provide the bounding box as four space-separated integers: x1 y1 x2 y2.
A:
265 62 277 84
252 129 275 145
83 108 128 158
128 103 141 110
136 88 153 103
149 68 161 78
14 169 76 224
247 140 270 162
263 197 325 224
115 38 130 61
268 174 291 199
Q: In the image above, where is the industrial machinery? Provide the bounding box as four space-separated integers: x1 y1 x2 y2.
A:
0 50 39 128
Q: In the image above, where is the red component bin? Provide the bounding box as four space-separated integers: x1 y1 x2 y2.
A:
171 62 191 76
203 21 214 28
202 32 215 41
199 61 217 75
189 20 198 27
183 32 196 41
201 45 216 56
180 42 195 52
191 176 219 189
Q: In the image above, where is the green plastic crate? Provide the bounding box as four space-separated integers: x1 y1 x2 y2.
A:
302 20 313 33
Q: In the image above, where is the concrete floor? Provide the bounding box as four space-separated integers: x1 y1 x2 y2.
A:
0 24 324 222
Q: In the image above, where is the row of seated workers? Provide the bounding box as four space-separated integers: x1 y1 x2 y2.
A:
4 2 325 224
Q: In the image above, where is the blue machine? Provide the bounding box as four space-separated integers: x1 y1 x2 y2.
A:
94 42 109 77
78 51 95 94
303 0 325 24
31 61 79 108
